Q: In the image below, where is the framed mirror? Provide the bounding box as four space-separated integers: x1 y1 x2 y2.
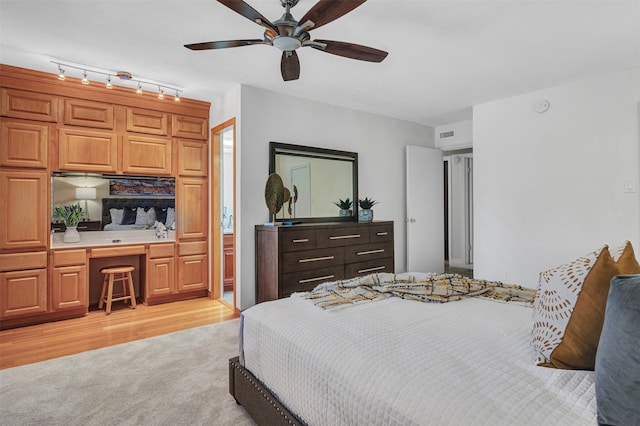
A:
269 142 358 223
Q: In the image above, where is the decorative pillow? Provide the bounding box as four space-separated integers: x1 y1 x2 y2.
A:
121 206 137 225
154 206 168 224
166 207 175 226
531 245 620 369
135 207 156 227
610 240 640 274
109 208 124 225
595 275 640 425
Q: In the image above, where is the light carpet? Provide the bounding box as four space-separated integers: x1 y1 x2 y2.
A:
0 318 255 425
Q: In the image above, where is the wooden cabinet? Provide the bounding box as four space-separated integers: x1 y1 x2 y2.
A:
146 243 175 298
0 251 48 319
126 107 168 136
177 177 208 239
1 119 49 169
177 139 208 176
0 88 58 122
172 115 208 140
256 221 395 302
0 170 49 251
223 233 234 292
177 241 207 292
63 99 114 129
51 249 87 311
122 135 172 175
58 128 118 172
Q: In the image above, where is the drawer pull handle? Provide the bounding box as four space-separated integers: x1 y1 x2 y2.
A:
358 266 386 273
357 249 385 256
299 256 334 263
376 232 388 236
292 238 309 243
299 275 335 284
329 234 360 240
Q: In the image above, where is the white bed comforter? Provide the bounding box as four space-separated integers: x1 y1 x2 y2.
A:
240 286 597 425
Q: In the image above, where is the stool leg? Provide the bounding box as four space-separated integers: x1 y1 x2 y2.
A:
127 271 137 309
106 274 114 315
98 274 108 310
120 273 129 305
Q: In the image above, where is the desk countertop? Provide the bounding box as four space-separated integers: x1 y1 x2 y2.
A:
51 230 176 249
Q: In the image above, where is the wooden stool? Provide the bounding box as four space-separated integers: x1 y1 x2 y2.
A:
99 266 137 315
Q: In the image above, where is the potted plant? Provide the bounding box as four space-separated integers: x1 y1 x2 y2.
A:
333 198 353 217
358 197 378 222
53 203 85 243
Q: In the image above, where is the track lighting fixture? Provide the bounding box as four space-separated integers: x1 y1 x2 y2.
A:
57 65 66 81
51 60 182 100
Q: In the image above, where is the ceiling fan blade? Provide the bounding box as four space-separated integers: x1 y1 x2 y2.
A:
185 39 268 50
299 0 366 30
217 0 278 32
311 39 388 62
281 51 300 81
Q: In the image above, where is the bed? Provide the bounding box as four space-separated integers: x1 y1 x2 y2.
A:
101 198 175 231
230 242 640 425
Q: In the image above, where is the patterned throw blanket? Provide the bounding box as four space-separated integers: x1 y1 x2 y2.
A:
303 273 536 309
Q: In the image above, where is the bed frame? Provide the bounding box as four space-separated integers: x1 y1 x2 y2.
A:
229 357 305 426
101 198 175 227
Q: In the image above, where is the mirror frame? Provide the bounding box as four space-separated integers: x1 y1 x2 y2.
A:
269 142 358 223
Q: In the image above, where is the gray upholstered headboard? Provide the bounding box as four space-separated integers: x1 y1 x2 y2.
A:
101 198 175 228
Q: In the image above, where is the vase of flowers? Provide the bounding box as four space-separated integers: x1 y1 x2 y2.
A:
358 197 378 223
54 203 85 243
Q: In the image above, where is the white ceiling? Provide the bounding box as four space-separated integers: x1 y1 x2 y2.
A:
1 0 639 127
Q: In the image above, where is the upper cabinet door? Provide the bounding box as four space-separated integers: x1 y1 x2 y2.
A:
126 107 169 136
172 115 208 140
58 128 118 172
63 99 114 129
0 120 48 169
122 135 172 175
177 139 208 177
178 177 208 240
0 170 49 251
0 88 58 122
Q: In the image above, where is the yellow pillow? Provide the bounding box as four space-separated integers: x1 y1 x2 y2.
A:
612 241 640 274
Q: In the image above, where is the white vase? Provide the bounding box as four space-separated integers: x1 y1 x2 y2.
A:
63 226 80 243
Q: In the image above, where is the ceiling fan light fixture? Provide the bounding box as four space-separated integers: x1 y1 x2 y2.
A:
273 36 301 52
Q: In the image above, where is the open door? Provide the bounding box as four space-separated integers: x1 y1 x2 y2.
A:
406 145 444 273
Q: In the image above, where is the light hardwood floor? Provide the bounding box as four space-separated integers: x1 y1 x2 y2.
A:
0 297 239 370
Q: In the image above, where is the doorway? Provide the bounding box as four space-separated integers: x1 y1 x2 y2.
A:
211 118 236 310
443 149 473 275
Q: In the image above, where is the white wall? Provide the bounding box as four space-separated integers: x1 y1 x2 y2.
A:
225 85 434 309
436 120 472 151
474 68 640 288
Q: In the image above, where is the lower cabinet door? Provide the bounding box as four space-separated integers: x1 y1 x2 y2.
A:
147 257 176 296
52 265 87 311
0 268 48 318
177 254 207 292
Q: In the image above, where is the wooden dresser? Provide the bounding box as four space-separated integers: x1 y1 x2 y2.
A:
255 221 394 303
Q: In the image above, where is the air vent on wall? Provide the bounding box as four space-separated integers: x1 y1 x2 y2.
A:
440 130 455 138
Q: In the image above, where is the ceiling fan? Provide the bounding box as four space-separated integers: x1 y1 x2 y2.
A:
184 0 388 81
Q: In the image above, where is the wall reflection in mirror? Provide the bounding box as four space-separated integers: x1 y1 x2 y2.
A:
51 173 176 231
270 142 358 222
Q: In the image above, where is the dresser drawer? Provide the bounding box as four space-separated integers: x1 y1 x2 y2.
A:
282 265 345 296
369 223 393 243
345 257 394 277
282 247 344 273
345 241 394 264
280 229 316 252
316 226 369 248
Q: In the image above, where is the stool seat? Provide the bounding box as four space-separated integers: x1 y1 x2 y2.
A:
99 265 137 314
